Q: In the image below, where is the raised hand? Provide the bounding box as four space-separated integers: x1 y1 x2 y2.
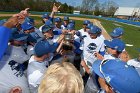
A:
4 8 30 28
94 52 104 60
52 3 61 12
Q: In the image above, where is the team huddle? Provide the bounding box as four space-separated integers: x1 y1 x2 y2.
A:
0 4 140 93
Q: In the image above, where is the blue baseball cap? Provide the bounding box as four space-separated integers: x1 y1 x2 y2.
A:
11 28 19 34
27 32 41 43
45 20 54 27
34 40 53 57
54 17 61 22
110 27 124 37
69 20 75 25
88 25 101 34
25 17 35 24
0 19 7 26
10 34 28 41
92 59 140 93
21 22 34 31
104 38 125 52
87 23 94 29
42 25 52 33
66 23 75 30
64 16 69 21
83 20 90 25
42 13 50 19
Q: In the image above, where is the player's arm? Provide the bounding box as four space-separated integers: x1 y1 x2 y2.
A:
0 26 11 60
50 3 61 18
81 60 91 74
51 34 64 52
0 8 29 60
98 77 114 93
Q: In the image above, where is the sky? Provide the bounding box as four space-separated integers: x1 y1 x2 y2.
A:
57 0 140 7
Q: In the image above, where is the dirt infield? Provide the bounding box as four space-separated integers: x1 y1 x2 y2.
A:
0 14 111 40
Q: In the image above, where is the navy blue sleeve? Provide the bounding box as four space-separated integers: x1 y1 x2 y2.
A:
53 29 62 35
0 26 11 60
51 42 59 52
74 41 83 54
75 31 81 36
49 17 53 22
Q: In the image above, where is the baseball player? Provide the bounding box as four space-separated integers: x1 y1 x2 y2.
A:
92 59 140 93
21 21 35 34
41 20 64 45
26 31 42 57
80 25 105 91
95 38 126 61
61 16 69 29
77 20 91 40
25 17 44 38
0 34 30 93
81 25 105 68
0 8 29 61
39 3 61 31
53 17 62 33
27 40 55 93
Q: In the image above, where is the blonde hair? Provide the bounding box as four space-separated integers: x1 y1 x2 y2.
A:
38 62 84 93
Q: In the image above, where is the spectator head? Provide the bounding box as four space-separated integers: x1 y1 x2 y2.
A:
38 62 84 93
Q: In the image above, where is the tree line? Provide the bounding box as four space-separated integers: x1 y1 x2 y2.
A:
76 0 118 17
0 0 74 13
0 0 118 17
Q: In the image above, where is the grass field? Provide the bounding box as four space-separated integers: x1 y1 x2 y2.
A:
97 18 140 58
1 15 140 58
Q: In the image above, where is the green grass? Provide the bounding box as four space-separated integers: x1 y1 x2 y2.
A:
98 18 140 58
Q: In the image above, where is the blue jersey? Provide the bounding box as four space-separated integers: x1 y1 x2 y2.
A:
0 26 11 60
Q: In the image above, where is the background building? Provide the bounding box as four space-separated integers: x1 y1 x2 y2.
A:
114 7 140 20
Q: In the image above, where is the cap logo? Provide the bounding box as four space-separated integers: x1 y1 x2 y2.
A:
27 22 31 25
113 30 116 33
105 76 111 83
114 46 118 49
125 65 128 68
